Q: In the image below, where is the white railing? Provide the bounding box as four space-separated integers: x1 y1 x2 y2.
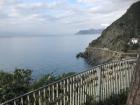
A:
1 59 137 105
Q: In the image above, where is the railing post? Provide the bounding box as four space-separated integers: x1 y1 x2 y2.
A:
66 79 69 105
55 83 58 105
27 95 30 105
33 92 36 105
48 86 51 104
38 90 41 105
80 74 83 104
21 97 24 105
43 88 46 105
63 80 66 105
59 82 63 105
52 85 55 104
14 100 16 105
72 77 75 105
69 78 72 105
96 67 101 102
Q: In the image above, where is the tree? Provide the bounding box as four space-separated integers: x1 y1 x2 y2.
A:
0 69 76 103
0 69 32 103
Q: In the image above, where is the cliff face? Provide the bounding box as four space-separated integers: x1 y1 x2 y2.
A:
89 1 140 51
83 1 140 65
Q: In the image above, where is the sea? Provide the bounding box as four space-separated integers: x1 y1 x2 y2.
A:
0 34 99 78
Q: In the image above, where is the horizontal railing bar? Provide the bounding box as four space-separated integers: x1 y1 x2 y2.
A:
1 58 137 105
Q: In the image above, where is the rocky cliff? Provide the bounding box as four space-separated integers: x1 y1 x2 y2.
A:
82 1 140 65
89 1 140 51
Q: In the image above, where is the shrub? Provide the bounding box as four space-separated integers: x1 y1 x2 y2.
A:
83 90 128 105
0 69 32 103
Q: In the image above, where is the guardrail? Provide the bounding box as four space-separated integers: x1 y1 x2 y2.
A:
1 59 137 105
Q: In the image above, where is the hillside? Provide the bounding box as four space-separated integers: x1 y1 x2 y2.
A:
81 1 140 65
88 1 140 51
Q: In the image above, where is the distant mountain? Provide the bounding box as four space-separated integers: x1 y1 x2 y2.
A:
76 29 103 35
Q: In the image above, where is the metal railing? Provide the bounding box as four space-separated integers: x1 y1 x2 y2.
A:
1 59 137 105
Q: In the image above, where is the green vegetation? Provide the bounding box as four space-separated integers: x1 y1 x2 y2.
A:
0 69 76 103
0 69 32 103
129 43 139 50
82 90 128 105
32 72 76 89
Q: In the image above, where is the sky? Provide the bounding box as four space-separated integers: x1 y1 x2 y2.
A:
0 0 139 35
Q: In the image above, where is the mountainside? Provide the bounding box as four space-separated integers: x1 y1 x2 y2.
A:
88 1 140 51
81 1 140 65
76 29 103 35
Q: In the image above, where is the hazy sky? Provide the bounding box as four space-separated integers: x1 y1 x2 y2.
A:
0 0 139 35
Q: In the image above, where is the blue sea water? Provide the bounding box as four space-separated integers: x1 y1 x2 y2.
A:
0 34 98 78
